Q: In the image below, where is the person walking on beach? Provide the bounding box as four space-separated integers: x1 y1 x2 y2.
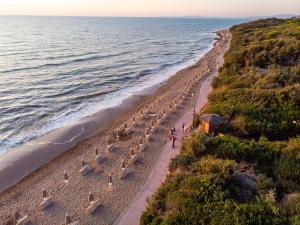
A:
170 127 174 136
170 126 176 136
182 123 185 133
171 135 176 148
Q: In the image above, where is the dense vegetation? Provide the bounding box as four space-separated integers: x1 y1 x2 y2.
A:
210 18 300 139
141 18 300 225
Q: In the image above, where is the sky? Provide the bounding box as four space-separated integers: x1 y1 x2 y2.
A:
0 0 299 17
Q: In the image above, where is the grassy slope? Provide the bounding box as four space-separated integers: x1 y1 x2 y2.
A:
140 18 300 225
209 18 300 139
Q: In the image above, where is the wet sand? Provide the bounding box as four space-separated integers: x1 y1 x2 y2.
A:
0 85 159 193
0 30 230 225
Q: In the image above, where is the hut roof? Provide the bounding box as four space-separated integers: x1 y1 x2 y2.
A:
199 114 224 125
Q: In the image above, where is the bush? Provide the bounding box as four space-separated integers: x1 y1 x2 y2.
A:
181 131 209 157
203 18 300 140
285 193 300 216
191 155 237 180
169 151 195 172
233 201 289 225
140 212 154 225
142 174 288 225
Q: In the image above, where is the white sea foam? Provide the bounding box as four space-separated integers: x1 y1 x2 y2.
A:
0 41 214 155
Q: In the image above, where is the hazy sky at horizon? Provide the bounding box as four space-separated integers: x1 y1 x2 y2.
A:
0 0 299 17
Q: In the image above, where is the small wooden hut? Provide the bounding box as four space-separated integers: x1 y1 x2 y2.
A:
199 114 224 136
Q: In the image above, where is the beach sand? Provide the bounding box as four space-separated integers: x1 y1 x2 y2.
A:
0 30 230 225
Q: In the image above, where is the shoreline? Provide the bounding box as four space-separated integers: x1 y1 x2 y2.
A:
0 85 158 193
0 44 215 194
0 30 230 225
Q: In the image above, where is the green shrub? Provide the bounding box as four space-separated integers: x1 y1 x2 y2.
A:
285 193 300 216
142 174 287 225
140 212 154 225
233 201 289 225
266 31 281 39
169 151 195 172
181 131 209 157
191 155 237 179
204 18 300 140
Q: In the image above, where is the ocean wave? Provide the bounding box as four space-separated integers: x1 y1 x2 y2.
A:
1 104 45 115
0 50 135 74
74 90 117 101
21 51 98 61
138 68 159 77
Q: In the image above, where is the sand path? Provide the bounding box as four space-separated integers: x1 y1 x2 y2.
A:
114 38 228 225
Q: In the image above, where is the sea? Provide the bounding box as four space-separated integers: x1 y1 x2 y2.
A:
0 16 245 155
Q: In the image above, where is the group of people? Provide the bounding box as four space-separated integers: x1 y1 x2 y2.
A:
169 122 188 149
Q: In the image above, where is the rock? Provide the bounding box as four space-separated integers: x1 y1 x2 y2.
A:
232 172 257 202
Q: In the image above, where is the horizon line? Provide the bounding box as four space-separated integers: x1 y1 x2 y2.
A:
0 14 297 19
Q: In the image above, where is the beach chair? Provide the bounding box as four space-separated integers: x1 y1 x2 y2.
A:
120 160 129 179
140 109 144 118
174 99 178 108
64 171 69 183
157 114 162 125
108 174 113 188
145 128 152 142
138 137 146 152
168 103 173 112
106 135 117 152
95 148 104 163
79 160 91 176
39 189 53 210
14 211 29 225
124 122 134 135
107 143 115 152
65 213 79 225
86 192 100 214
130 148 139 165
150 120 157 133
132 116 140 128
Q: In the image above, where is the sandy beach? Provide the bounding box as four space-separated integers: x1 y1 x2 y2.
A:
113 44 227 225
0 30 230 225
